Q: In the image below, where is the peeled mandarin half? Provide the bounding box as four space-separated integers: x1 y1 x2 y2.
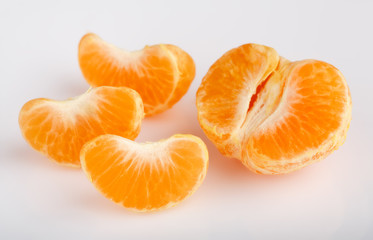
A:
19 86 144 167
80 134 208 212
196 44 352 174
78 33 196 116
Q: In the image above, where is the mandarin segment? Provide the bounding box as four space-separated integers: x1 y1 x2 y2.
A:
80 134 208 212
19 86 144 167
196 44 351 174
242 60 351 174
196 44 279 156
78 33 196 116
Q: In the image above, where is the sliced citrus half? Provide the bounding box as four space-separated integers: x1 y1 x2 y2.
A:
19 86 144 167
80 134 208 212
196 43 351 174
78 33 196 116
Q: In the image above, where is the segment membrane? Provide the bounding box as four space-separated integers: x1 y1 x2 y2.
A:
196 44 279 153
244 60 350 172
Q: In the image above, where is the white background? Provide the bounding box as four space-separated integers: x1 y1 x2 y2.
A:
1 0 373 239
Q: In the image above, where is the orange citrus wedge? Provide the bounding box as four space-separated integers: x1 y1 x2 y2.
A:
19 86 144 167
196 43 351 174
78 33 196 116
80 134 208 212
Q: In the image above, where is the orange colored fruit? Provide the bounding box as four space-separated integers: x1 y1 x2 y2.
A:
80 134 208 212
196 43 351 174
78 33 196 116
19 86 144 167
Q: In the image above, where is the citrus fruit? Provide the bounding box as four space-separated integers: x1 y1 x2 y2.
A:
80 134 208 212
78 33 196 116
19 86 144 167
196 43 352 174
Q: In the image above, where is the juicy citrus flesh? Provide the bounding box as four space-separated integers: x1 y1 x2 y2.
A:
196 43 352 174
80 134 208 212
78 33 196 116
19 86 144 167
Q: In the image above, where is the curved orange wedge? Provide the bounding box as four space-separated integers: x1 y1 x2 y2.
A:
80 134 208 212
19 86 144 167
197 43 351 174
78 33 196 116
